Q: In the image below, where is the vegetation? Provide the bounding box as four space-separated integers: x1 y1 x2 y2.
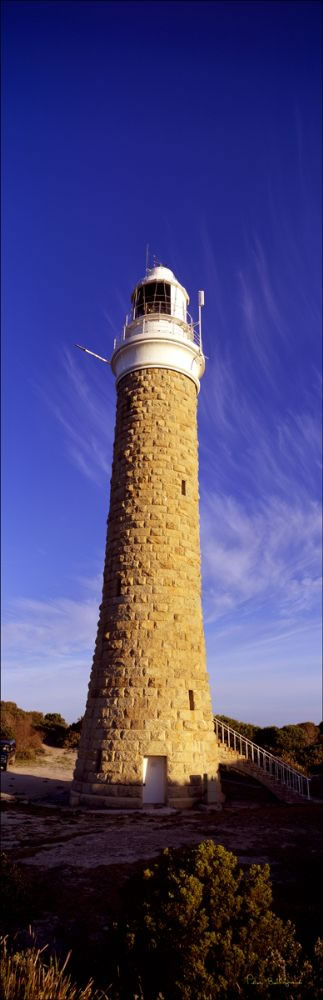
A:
215 715 258 742
63 716 83 749
0 855 33 935
0 937 109 1000
1 701 321 995
0 703 44 760
215 715 323 777
2 699 320 772
1 839 322 998
113 840 322 999
42 712 68 747
0 702 83 757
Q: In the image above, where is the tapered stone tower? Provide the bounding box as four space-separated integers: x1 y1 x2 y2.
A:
71 265 221 809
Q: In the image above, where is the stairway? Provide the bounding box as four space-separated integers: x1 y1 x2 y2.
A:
214 718 311 804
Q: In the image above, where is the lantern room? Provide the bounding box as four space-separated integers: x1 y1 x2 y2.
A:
111 264 205 391
131 266 189 323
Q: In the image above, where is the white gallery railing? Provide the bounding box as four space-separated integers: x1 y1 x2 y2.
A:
214 718 310 799
113 312 201 352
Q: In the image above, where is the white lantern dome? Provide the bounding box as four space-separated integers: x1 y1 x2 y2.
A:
111 265 205 391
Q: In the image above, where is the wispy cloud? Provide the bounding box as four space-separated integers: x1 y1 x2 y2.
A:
237 232 289 387
252 234 287 341
18 221 321 727
201 491 321 626
36 347 115 484
206 611 322 726
2 580 102 721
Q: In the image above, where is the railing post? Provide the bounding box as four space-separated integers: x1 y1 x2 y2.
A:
214 718 309 799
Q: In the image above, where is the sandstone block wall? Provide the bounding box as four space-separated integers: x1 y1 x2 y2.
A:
72 368 220 808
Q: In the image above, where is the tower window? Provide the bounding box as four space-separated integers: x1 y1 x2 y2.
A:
116 576 122 597
181 480 186 496
189 690 195 710
97 749 103 771
133 282 171 318
127 397 131 412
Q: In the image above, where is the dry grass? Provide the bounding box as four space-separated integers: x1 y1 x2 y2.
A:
0 936 110 1000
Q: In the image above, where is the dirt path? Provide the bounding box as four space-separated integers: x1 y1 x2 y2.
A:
1 746 76 803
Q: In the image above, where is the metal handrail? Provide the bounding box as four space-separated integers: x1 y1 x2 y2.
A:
214 717 310 799
113 312 201 352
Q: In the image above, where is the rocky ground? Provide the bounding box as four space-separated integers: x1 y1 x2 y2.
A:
1 746 322 984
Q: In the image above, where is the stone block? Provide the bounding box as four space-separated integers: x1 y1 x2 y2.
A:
71 367 217 809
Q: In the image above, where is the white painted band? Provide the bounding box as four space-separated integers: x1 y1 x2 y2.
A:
111 333 205 392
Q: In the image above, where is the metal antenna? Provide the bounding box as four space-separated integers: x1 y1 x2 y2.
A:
74 344 111 365
198 291 205 354
145 243 150 274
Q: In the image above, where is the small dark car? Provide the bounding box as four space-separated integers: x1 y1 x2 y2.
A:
0 739 16 771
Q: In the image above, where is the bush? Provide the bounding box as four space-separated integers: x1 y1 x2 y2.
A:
44 713 67 726
0 937 110 1000
0 703 44 759
115 840 313 999
215 716 322 776
215 715 258 742
0 855 33 934
63 730 81 750
296 722 320 745
41 712 68 747
0 721 16 741
63 717 84 750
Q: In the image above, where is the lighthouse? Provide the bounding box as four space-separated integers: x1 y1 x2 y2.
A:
71 265 221 809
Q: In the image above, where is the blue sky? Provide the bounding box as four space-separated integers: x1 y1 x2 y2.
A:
2 0 322 725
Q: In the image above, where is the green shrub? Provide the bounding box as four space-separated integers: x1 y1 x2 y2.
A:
215 715 258 742
63 717 84 749
215 716 322 776
116 841 321 999
63 730 81 749
0 703 44 757
0 721 16 741
0 855 33 934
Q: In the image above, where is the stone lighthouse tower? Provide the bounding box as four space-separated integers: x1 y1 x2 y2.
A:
71 265 220 809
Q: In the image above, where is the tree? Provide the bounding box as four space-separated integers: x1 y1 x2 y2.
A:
296 722 320 745
63 717 84 749
42 713 68 747
116 841 309 999
215 715 258 742
44 713 67 727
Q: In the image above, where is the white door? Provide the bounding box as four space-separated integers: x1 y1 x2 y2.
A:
143 756 166 804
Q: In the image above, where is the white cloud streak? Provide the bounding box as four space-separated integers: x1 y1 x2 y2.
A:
36 347 115 484
10 222 321 726
2 582 102 721
201 491 321 626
